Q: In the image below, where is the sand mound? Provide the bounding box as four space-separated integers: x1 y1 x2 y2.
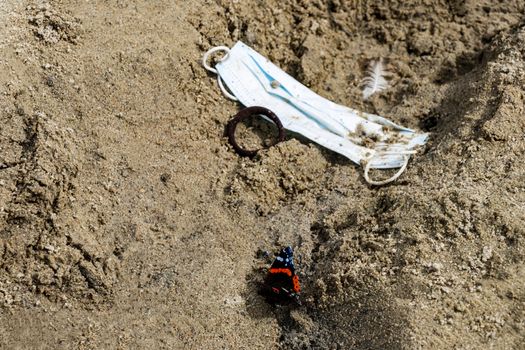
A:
1 1 524 348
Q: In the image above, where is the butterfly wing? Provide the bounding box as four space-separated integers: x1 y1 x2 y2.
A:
263 246 301 304
269 246 295 271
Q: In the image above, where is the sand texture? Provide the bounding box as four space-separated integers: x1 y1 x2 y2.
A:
1 1 524 349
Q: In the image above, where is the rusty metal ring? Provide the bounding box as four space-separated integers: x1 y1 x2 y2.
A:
226 106 286 157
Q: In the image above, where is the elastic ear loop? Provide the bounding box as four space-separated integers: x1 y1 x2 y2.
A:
202 46 238 101
363 151 415 186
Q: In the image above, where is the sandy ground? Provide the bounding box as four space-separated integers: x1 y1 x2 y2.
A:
0 1 524 349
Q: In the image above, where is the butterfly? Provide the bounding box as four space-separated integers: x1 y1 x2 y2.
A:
262 246 301 305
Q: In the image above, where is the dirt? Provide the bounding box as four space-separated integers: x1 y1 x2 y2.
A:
0 0 524 349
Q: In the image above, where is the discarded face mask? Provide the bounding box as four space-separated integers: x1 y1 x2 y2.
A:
202 42 429 185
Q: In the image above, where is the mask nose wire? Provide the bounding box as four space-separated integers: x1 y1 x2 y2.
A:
363 151 415 186
202 46 239 101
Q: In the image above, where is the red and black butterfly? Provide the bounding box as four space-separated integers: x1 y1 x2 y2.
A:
262 246 301 305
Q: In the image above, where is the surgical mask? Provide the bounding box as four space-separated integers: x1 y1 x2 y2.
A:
202 41 428 185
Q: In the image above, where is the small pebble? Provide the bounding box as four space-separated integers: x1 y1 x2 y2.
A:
481 246 493 262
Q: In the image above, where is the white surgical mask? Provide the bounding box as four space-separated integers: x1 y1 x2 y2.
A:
203 41 428 185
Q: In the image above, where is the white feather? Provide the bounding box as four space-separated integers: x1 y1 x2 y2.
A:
362 60 389 100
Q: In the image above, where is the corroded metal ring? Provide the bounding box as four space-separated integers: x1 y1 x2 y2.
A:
226 106 286 157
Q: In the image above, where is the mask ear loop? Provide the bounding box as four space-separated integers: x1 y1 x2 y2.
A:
363 151 415 186
202 46 238 101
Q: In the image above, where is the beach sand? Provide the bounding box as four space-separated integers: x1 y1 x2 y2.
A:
0 1 524 348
